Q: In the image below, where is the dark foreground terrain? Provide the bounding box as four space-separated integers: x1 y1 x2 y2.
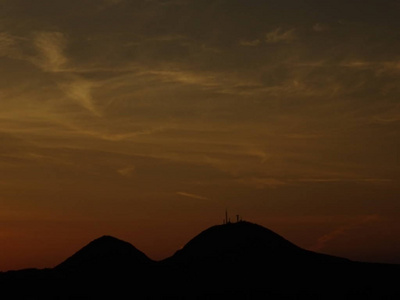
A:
1 221 399 299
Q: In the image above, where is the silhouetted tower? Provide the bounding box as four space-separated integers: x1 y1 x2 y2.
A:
224 209 231 224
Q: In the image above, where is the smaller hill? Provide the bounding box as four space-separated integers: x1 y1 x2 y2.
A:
55 235 152 275
52 236 155 299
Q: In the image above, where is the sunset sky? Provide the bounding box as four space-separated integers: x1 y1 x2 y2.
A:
1 0 400 271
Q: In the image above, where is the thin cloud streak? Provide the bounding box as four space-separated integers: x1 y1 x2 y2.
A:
295 178 394 184
176 192 209 201
239 39 261 47
311 215 381 252
265 28 296 44
117 166 135 177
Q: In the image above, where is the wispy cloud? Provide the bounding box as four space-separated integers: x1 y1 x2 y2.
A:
311 215 380 252
144 34 188 43
0 32 16 56
131 67 266 97
373 106 400 124
59 78 101 116
296 178 393 185
117 166 136 177
143 69 220 88
103 0 124 5
265 28 295 44
29 31 105 116
176 192 209 200
33 31 68 72
234 177 287 189
56 120 173 142
239 39 261 47
0 32 29 61
312 23 329 32
340 60 400 74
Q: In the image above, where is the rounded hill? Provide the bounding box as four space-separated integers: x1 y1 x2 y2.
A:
55 235 152 274
166 221 349 268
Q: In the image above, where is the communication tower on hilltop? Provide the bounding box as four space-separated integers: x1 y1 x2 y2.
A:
223 210 242 224
224 209 229 224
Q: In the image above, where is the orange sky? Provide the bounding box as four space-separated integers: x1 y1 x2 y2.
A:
1 0 400 271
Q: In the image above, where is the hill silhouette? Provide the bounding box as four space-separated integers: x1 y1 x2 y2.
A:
166 221 349 265
162 222 365 297
1 221 399 299
55 235 152 274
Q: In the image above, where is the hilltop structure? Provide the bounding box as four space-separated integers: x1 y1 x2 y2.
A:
223 210 242 224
